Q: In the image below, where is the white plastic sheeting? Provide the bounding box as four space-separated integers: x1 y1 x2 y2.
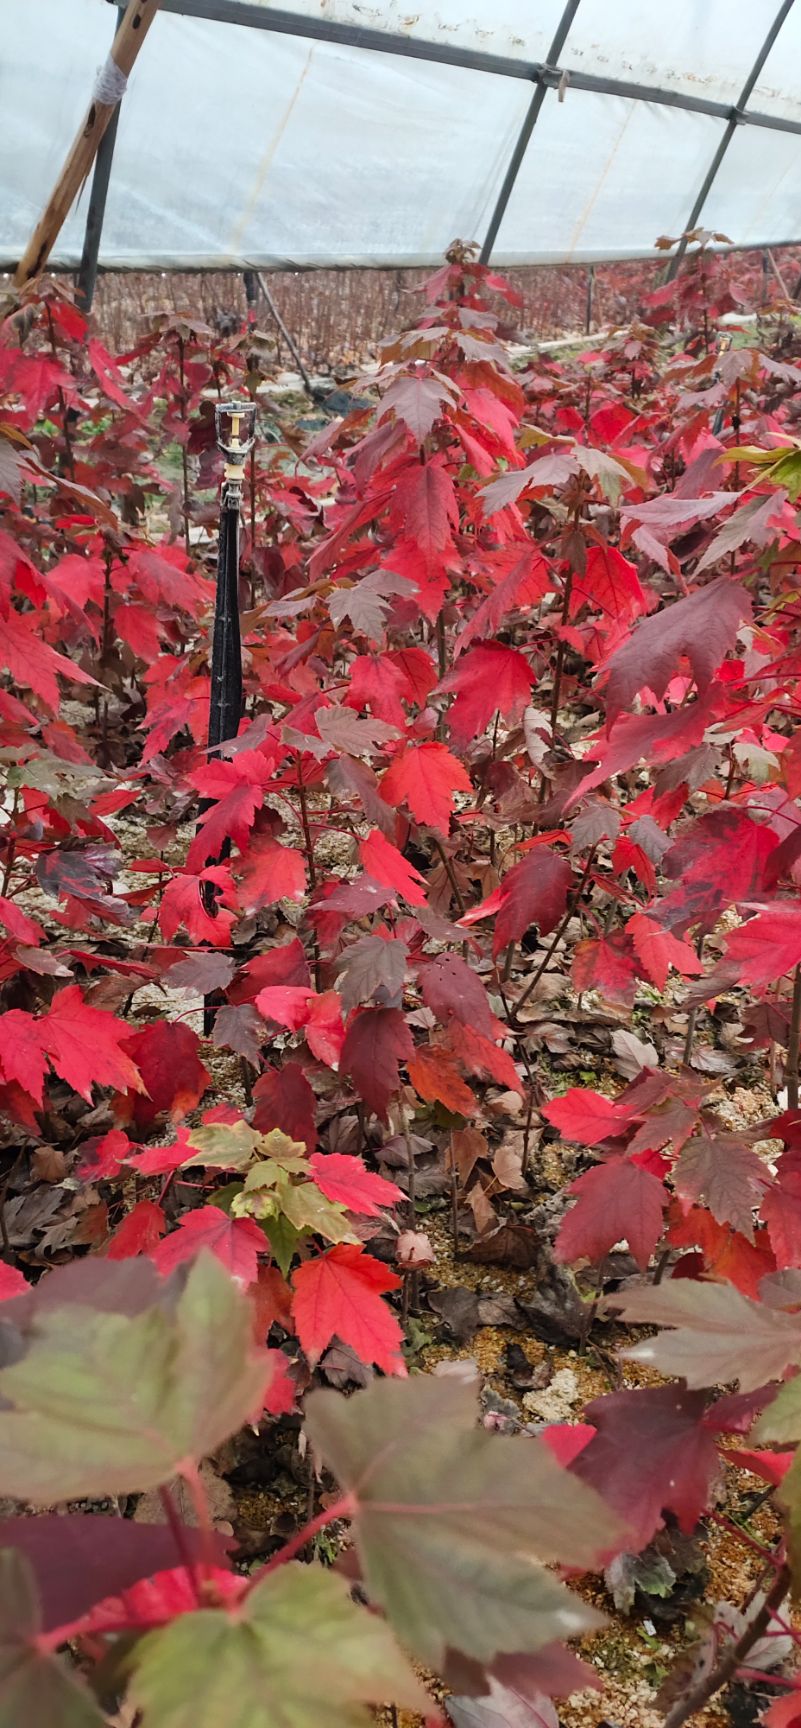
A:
2 0 800 270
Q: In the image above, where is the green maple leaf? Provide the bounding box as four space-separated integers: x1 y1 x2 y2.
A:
187 1122 309 1176
129 1562 427 1728
0 1255 270 1500
185 1119 266 1171
236 1168 355 1248
0 1550 104 1728
259 1212 303 1278
278 1178 355 1244
305 1374 623 1671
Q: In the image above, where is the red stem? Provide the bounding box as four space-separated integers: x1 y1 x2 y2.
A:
244 1493 355 1592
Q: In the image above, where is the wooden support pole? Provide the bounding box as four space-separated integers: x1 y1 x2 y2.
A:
15 0 161 289
254 271 319 400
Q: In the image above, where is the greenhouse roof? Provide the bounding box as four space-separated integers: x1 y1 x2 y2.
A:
4 0 801 274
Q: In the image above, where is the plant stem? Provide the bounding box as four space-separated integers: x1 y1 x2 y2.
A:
45 304 75 478
448 1136 460 1252
663 1561 790 1728
296 755 317 891
249 1494 356 1584
99 545 113 769
514 847 596 1021
787 962 801 1110
182 1462 218 1577
177 332 191 560
401 1102 420 1313
435 612 447 738
682 934 705 1068
432 836 465 915
1 790 19 895
159 1484 203 1597
249 442 257 605
549 564 574 736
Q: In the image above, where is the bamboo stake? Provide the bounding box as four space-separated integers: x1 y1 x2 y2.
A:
15 0 161 288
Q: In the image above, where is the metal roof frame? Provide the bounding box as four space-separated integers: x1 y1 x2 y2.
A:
478 0 582 265
76 0 800 300
665 0 798 280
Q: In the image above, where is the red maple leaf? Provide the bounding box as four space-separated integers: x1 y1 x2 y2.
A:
359 830 427 907
391 457 458 553
153 1207 266 1286
69 1565 243 1639
666 1203 775 1297
125 1127 195 1177
253 986 345 1068
159 867 236 946
380 742 472 835
436 641 533 745
346 654 408 727
542 1088 640 1146
105 1200 167 1260
77 1128 134 1181
262 1348 297 1416
673 1134 766 1240
762 1167 801 1269
462 845 572 958
0 895 43 946
340 1006 413 1120
555 1158 666 1270
309 1152 402 1216
539 1422 597 1469
228 938 310 1005
603 577 751 723
572 1384 719 1552
250 1263 294 1338
722 904 801 988
572 934 637 1007
1 608 98 711
291 1243 405 1373
88 338 147 421
0 1264 30 1300
42 987 145 1104
455 546 550 655
305 991 346 1067
570 543 647 626
116 1022 209 1128
451 1023 522 1093
0 1009 49 1104
236 834 306 912
252 1063 316 1154
419 952 502 1039
408 1044 476 1116
628 913 703 991
657 809 776 938
186 753 274 872
254 986 315 1030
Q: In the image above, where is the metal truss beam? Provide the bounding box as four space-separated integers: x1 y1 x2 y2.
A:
153 0 801 133
666 0 796 281
96 0 801 277
479 0 582 265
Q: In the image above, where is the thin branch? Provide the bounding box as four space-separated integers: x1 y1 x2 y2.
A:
513 846 597 1021
786 962 801 1110
663 1562 791 1728
246 1494 356 1587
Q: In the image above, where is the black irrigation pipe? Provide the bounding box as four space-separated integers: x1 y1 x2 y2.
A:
200 401 255 1032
